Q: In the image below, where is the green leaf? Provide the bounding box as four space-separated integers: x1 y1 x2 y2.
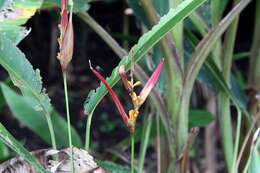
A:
0 83 82 148
0 0 43 26
0 26 30 45
0 123 50 173
189 110 214 128
84 0 207 115
0 140 10 161
184 0 251 112
0 33 51 114
185 29 247 111
96 160 130 173
203 58 247 110
42 0 90 12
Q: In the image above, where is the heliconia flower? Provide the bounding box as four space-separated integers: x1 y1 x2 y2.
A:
90 59 164 133
57 0 74 71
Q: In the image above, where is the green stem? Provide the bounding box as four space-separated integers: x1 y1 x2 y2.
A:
211 0 222 68
218 93 234 171
44 111 57 150
231 108 242 173
219 0 240 171
63 72 74 173
138 114 152 173
169 0 184 67
85 111 93 150
131 134 135 173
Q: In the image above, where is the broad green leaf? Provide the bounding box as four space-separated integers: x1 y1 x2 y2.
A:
0 26 30 45
188 110 214 128
0 0 43 26
0 33 51 114
1 83 82 148
0 123 50 173
84 0 207 115
0 140 10 161
42 0 90 12
96 160 130 173
0 0 42 45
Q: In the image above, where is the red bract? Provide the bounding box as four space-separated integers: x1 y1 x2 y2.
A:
57 0 74 71
139 59 164 106
89 63 129 126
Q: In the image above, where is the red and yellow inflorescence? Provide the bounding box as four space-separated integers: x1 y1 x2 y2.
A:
90 57 164 134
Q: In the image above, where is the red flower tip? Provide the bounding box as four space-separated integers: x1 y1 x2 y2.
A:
89 61 129 126
139 59 164 106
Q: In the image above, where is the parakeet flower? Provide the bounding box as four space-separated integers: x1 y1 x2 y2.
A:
90 59 164 133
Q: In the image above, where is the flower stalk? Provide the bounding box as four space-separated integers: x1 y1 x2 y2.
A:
57 0 74 172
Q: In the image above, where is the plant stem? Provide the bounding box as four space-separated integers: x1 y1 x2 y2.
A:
231 108 242 173
62 72 74 173
169 0 184 68
131 134 135 173
85 111 93 150
211 0 222 68
44 111 57 150
219 0 240 171
138 114 152 173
